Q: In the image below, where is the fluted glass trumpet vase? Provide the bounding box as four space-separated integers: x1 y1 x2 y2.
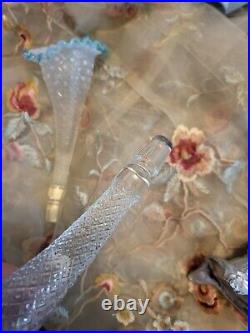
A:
23 37 107 227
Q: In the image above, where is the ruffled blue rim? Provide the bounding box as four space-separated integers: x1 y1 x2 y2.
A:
23 36 108 64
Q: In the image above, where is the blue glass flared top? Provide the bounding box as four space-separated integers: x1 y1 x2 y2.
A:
23 36 108 64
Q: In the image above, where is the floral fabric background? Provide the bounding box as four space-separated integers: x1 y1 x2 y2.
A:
2 2 248 331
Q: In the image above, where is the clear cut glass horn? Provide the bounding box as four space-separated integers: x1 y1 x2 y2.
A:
3 135 172 331
23 37 107 233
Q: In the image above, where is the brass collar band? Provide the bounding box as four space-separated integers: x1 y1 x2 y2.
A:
46 185 65 224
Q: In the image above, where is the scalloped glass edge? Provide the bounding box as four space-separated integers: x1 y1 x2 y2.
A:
23 36 108 64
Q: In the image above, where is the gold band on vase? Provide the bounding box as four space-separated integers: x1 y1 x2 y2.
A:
46 185 65 224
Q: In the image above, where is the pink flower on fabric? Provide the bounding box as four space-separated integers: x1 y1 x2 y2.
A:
105 3 139 19
95 272 120 295
7 78 40 119
168 125 215 181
